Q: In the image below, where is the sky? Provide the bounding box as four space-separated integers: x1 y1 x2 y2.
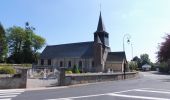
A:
1 0 170 62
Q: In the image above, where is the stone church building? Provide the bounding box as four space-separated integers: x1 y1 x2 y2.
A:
37 12 127 72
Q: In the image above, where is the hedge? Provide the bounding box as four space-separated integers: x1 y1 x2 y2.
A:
0 66 16 74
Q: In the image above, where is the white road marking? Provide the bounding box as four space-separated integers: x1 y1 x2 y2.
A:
141 88 170 92
45 89 138 100
0 89 25 100
0 95 17 98
46 93 107 100
46 88 170 100
0 98 11 100
134 89 170 94
107 93 170 100
0 92 22 95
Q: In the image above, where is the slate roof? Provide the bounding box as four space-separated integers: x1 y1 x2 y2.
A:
40 41 94 59
97 12 106 32
106 52 126 62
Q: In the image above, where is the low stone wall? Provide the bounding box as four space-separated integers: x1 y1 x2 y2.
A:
65 72 138 85
0 69 27 89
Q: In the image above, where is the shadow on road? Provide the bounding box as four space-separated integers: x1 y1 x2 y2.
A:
160 79 170 82
149 71 170 75
148 71 170 82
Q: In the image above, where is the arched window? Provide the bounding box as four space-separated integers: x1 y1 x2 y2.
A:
79 61 82 68
68 61 71 67
60 61 63 67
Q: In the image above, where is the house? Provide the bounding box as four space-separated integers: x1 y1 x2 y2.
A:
142 64 151 71
36 12 128 72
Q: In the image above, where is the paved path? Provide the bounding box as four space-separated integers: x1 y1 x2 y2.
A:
5 71 170 100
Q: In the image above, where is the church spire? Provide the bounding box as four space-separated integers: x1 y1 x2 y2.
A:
97 12 105 32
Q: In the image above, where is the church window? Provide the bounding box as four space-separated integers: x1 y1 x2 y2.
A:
48 59 51 65
68 61 71 67
92 61 94 67
60 61 63 67
41 59 44 65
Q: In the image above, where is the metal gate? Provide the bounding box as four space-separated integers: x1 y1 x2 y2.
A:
27 68 60 88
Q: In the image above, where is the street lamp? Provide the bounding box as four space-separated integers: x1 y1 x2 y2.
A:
123 34 133 59
131 43 134 59
123 34 131 51
123 34 132 79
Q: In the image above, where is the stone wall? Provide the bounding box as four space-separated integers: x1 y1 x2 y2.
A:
105 62 123 72
65 72 138 85
0 69 27 89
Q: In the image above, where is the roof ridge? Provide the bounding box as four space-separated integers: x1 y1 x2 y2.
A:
47 41 93 47
109 51 125 53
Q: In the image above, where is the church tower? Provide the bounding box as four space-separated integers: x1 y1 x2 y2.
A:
94 12 109 46
93 12 110 72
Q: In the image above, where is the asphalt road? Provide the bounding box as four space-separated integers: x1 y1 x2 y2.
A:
3 71 170 100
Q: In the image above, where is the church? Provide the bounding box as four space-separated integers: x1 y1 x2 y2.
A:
37 12 128 72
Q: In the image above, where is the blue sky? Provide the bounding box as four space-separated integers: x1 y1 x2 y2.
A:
1 0 170 62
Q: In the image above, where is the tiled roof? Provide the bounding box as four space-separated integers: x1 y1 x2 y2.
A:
107 52 126 62
40 41 94 59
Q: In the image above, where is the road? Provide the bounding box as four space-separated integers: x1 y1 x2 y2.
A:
2 71 170 100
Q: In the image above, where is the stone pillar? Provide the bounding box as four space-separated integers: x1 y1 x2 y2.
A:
59 67 66 86
21 69 28 88
168 59 170 72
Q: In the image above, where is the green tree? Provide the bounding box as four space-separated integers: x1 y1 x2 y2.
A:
6 26 26 63
140 54 151 66
132 56 142 68
128 61 138 71
6 23 46 63
0 23 7 62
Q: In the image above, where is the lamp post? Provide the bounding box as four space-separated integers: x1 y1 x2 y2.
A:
131 43 134 59
123 34 132 79
123 34 133 59
123 34 131 51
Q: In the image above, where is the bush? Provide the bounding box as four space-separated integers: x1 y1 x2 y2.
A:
72 65 80 73
0 66 16 74
129 61 138 71
65 70 73 74
0 64 32 68
159 62 170 73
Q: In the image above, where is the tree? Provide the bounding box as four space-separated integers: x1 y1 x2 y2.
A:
132 54 151 69
6 23 46 63
140 54 151 65
157 34 170 62
128 61 138 71
0 23 7 62
6 26 26 63
132 56 142 68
